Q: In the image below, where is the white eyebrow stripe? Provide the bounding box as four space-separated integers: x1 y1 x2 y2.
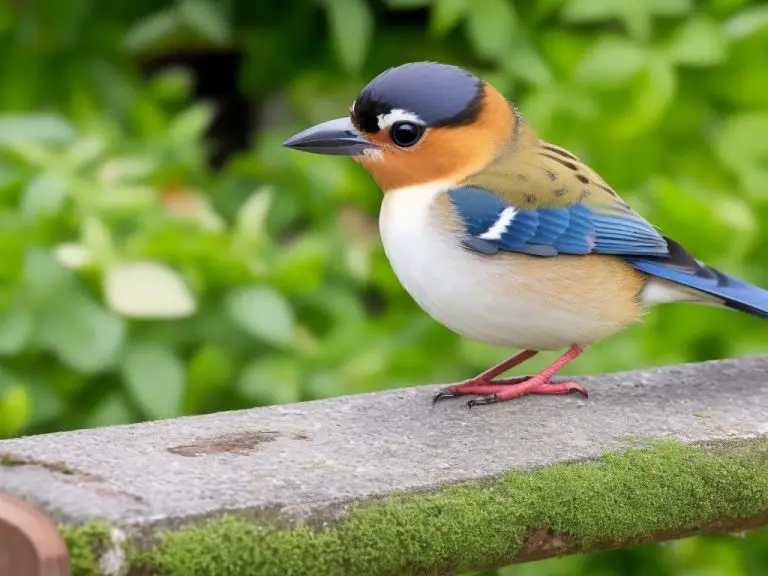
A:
478 207 518 240
376 109 423 130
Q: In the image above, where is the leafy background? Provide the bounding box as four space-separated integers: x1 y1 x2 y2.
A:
2 0 768 574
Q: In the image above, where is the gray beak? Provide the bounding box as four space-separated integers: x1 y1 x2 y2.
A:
282 117 378 156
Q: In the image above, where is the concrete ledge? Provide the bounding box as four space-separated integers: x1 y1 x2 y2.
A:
1 356 768 575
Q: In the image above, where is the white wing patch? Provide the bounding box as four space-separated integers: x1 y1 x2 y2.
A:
377 109 423 130
478 207 518 240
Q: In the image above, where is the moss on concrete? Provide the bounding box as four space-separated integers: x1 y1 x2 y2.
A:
60 522 120 576
62 439 768 576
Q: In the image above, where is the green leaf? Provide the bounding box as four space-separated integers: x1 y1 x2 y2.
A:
325 0 373 72
0 305 31 355
54 243 92 270
5 141 58 169
562 0 691 20
532 0 567 21
0 381 30 438
0 1 10 32
577 37 647 85
124 9 181 52
167 103 215 145
25 382 64 428
120 343 185 420
35 290 125 373
0 367 12 395
625 14 654 46
97 156 158 185
179 0 231 44
186 344 235 411
430 0 469 36
0 114 75 146
724 6 768 39
715 113 768 197
0 161 17 191
716 113 768 168
561 0 630 23
502 37 553 85
647 0 691 17
271 235 330 295
93 186 156 213
610 53 677 139
233 187 273 246
104 261 197 319
466 0 518 59
385 0 430 6
667 16 728 67
23 249 76 306
224 287 295 347
81 216 115 268
561 0 691 40
149 68 195 103
85 392 135 428
20 173 68 220
66 137 105 168
238 356 301 405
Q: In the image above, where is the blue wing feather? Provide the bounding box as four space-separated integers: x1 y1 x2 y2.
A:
448 187 507 237
500 211 538 247
447 187 768 320
447 186 667 258
528 208 569 245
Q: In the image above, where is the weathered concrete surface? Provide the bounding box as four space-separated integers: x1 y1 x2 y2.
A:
1 356 767 528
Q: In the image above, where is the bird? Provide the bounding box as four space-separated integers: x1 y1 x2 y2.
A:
282 61 768 408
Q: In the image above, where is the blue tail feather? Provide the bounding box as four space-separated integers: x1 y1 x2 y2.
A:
628 237 768 319
630 259 768 318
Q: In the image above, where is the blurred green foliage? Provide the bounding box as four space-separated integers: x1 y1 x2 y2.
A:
1 0 767 574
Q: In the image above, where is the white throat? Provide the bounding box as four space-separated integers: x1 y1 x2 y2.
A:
378 181 453 273
378 180 460 331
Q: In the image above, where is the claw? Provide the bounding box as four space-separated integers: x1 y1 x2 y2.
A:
467 395 497 409
432 390 455 406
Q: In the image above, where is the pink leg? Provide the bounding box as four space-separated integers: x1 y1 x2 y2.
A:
434 345 588 408
432 350 537 405
474 349 538 381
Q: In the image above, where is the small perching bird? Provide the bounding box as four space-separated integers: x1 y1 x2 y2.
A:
283 62 768 407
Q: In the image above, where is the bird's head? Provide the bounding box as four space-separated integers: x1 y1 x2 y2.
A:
283 62 517 192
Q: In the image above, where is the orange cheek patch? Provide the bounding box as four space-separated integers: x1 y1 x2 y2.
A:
356 85 516 192
357 129 488 191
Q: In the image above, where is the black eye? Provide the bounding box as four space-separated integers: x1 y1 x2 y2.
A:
389 121 423 148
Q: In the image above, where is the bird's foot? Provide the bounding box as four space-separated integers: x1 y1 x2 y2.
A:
433 377 588 408
432 345 588 407
466 380 588 407
432 376 527 405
